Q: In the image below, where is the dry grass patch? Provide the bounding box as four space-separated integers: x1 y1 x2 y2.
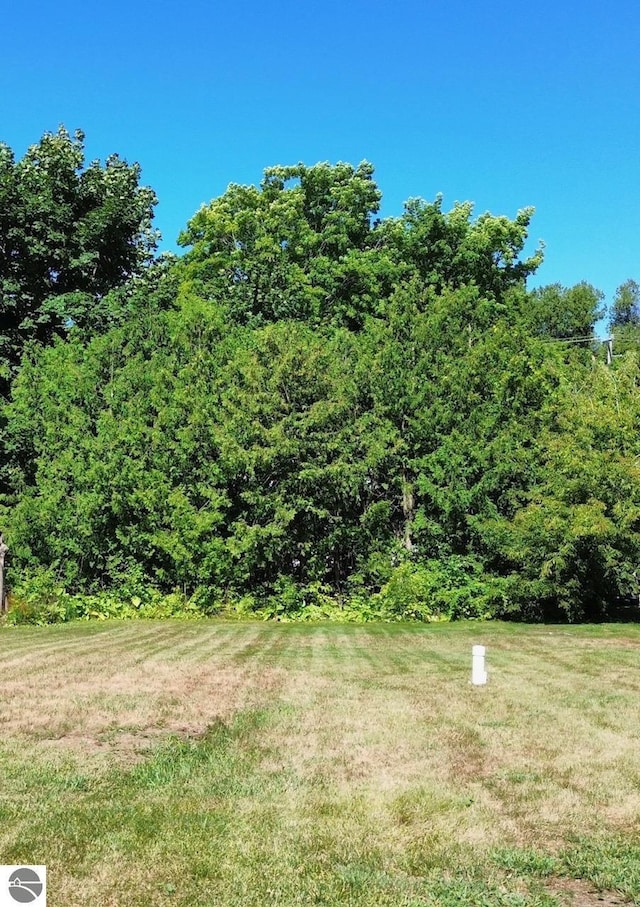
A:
1 619 640 905
0 621 286 761
259 623 640 854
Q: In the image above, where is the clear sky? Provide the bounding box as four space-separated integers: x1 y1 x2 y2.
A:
3 0 639 330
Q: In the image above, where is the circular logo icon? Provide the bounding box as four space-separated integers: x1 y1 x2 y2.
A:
8 868 43 903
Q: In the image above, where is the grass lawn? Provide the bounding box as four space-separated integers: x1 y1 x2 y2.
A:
0 619 639 906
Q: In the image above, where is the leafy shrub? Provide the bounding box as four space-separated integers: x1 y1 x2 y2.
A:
249 578 339 621
138 591 203 620
5 572 208 624
6 570 77 625
373 557 501 621
4 560 502 625
222 579 392 622
73 594 139 621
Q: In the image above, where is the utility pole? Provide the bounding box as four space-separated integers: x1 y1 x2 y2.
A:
605 337 613 366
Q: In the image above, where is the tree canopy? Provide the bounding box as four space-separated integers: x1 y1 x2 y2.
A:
0 126 158 395
2 139 638 624
177 161 543 329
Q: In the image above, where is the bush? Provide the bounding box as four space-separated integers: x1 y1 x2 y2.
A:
5 571 208 624
6 570 77 625
3 560 503 625
373 557 502 621
221 579 392 622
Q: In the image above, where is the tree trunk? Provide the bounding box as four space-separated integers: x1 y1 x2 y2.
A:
0 534 7 613
401 473 415 552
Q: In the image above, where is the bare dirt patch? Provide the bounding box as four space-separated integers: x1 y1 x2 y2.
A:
546 877 630 906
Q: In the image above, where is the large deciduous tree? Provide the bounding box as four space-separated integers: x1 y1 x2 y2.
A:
177 161 543 330
380 196 544 302
0 126 158 395
177 160 392 329
524 282 604 339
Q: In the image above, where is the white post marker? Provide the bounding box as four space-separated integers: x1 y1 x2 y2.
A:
471 645 487 685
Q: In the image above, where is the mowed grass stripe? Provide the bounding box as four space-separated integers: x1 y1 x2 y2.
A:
0 621 267 672
1 620 640 906
0 621 289 758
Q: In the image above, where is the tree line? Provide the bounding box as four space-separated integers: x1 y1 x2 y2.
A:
2 127 640 623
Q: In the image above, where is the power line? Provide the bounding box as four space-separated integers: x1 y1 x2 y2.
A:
539 335 614 365
540 335 604 344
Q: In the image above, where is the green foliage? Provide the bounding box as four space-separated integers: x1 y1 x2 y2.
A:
178 161 542 331
3 153 639 622
609 278 640 329
373 557 501 621
6 569 77 624
525 281 604 339
0 127 158 396
178 161 390 329
608 279 640 358
5 568 205 625
381 196 543 300
483 355 640 621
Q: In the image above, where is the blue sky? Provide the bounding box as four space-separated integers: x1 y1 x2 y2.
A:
3 0 639 330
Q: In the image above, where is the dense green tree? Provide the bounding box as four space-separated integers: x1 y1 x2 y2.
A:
3 296 394 599
524 282 604 339
178 161 394 329
4 156 640 622
361 281 562 569
380 197 544 302
608 280 640 358
609 279 640 329
0 126 158 395
482 354 640 619
178 162 543 330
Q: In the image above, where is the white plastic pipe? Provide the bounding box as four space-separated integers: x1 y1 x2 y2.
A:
471 644 487 685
